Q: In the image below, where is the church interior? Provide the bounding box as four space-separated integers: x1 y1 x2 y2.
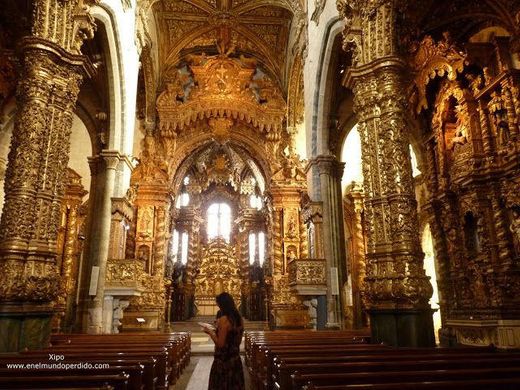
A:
1 0 520 388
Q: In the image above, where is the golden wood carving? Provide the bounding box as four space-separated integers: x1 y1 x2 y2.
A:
195 238 242 315
153 0 297 84
54 168 88 330
157 50 286 137
106 259 146 289
0 32 95 305
410 34 468 113
342 1 434 312
343 182 367 328
288 258 327 294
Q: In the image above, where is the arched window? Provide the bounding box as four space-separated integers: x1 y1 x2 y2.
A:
409 145 421 177
207 203 231 242
248 231 266 265
171 229 189 264
175 176 191 208
249 233 256 264
422 224 441 343
249 194 262 210
181 232 189 264
171 229 179 263
176 192 190 208
341 124 363 193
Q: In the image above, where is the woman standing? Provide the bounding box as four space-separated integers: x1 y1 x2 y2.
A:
203 292 245 390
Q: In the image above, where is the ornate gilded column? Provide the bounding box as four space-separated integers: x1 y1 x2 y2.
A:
309 155 346 328
108 196 134 261
343 183 367 329
340 0 434 346
268 157 309 329
55 169 88 332
0 0 96 351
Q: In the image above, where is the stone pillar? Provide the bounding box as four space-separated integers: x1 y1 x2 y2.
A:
310 155 346 328
86 151 120 334
341 1 434 347
0 34 94 350
102 295 114 334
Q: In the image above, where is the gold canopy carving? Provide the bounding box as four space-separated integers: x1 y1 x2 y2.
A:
156 51 286 138
410 34 468 113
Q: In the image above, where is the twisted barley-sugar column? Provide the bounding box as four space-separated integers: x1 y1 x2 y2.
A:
299 211 309 259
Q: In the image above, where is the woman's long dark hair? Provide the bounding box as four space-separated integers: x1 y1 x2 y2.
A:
216 292 242 328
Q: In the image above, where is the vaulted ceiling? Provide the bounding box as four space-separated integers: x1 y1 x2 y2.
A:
401 0 520 43
153 0 294 88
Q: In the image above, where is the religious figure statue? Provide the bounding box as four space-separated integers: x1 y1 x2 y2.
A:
287 215 298 238
488 91 510 145
137 245 150 272
450 127 467 150
510 209 520 256
466 73 483 95
483 67 493 86
287 247 297 263
450 104 468 150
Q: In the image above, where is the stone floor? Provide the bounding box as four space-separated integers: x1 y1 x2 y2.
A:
172 356 252 390
170 318 260 389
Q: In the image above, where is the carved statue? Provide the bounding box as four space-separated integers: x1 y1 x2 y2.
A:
112 300 130 334
483 67 493 86
287 247 297 263
287 215 298 239
137 245 150 272
488 92 510 146
450 127 467 150
510 209 520 256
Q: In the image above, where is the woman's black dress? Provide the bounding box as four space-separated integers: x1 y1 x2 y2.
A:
208 322 245 390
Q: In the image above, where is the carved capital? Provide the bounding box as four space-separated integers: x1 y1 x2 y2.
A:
338 0 403 66
311 154 345 179
101 151 122 170
32 0 99 55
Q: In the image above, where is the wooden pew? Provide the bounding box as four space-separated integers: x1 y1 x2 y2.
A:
0 365 144 389
244 330 375 390
244 330 520 390
272 348 507 389
303 377 520 390
0 373 129 389
289 357 520 390
1 332 191 390
0 356 157 389
20 348 169 389
50 332 191 380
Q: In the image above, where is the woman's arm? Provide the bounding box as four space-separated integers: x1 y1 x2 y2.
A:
204 316 230 348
